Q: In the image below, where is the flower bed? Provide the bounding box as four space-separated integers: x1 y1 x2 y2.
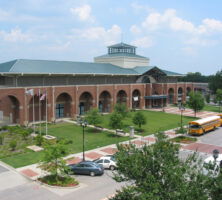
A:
170 136 197 144
38 175 79 187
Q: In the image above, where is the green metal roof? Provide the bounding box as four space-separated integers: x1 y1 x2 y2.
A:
0 59 182 77
107 42 136 48
133 66 154 74
133 66 182 76
0 59 139 75
95 53 148 59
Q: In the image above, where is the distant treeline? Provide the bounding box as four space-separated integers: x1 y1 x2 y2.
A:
179 71 222 93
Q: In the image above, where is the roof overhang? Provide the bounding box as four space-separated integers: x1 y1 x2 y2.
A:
144 95 168 99
0 72 139 76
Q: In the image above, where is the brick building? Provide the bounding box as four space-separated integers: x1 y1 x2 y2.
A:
0 43 207 125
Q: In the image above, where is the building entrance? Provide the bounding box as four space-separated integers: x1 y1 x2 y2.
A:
56 104 64 118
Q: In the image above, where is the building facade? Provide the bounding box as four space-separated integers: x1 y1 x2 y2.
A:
0 43 207 125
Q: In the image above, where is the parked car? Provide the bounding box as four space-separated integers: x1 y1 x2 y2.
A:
68 161 104 176
94 156 117 170
202 154 222 177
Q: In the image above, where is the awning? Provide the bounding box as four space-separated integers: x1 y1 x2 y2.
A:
144 95 168 99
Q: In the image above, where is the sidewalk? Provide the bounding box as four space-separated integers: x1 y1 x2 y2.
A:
147 106 218 118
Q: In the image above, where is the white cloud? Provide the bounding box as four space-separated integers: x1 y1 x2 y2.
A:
70 4 94 22
48 41 71 51
131 36 153 48
182 47 197 56
141 8 222 36
130 25 141 35
142 9 196 33
72 25 121 45
0 28 33 42
131 2 154 13
186 37 218 46
0 8 10 21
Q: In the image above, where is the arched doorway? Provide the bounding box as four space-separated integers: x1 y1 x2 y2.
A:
132 89 141 109
79 92 93 115
0 95 20 124
28 95 46 122
117 90 127 104
186 87 191 101
186 87 191 96
56 93 72 118
168 88 174 104
178 87 183 104
99 91 111 113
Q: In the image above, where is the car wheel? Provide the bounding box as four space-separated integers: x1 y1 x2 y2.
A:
110 165 115 171
90 171 95 177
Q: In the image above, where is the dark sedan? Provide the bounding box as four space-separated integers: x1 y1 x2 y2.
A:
68 161 104 176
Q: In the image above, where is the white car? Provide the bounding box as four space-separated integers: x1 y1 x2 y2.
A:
94 156 117 170
202 154 222 177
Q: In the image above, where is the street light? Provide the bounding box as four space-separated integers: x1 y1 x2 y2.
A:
213 149 219 162
79 118 88 161
179 104 185 130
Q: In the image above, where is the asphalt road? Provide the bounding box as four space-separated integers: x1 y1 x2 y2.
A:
0 166 124 200
198 127 222 146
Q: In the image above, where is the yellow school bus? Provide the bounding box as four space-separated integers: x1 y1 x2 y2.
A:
188 116 221 135
217 114 222 126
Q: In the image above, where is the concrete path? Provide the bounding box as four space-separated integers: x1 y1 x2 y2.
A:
148 106 219 118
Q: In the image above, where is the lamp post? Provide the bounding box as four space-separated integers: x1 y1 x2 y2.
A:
179 104 185 130
213 149 219 162
79 118 88 161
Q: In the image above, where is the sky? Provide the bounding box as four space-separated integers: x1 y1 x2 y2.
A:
0 0 222 75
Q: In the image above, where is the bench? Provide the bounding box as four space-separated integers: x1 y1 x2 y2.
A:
116 129 126 135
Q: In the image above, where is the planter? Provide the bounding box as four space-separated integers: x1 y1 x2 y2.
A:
43 135 56 144
38 175 79 188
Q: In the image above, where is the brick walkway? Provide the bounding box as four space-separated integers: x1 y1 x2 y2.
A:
182 143 222 154
148 106 218 119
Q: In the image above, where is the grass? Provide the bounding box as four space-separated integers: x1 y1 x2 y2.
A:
170 136 197 144
99 110 196 135
1 123 130 168
203 104 221 113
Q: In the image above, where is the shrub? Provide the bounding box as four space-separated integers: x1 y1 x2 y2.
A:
176 127 187 134
35 135 44 146
20 130 30 140
38 174 78 187
1 126 8 131
114 103 128 118
9 140 17 151
0 135 3 145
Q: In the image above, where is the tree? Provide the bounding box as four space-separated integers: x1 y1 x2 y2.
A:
114 103 128 118
132 112 146 131
85 108 102 127
187 91 205 117
209 70 222 93
20 130 30 140
109 112 123 131
179 72 209 83
41 142 68 181
110 133 214 200
216 89 222 113
205 94 210 104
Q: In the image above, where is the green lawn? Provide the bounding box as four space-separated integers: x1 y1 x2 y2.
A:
203 104 221 113
1 123 130 168
99 110 196 135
